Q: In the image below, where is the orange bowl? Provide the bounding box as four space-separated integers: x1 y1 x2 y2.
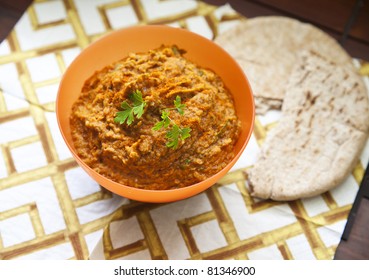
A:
56 25 254 203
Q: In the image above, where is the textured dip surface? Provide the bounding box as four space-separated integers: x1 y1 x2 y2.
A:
70 46 241 190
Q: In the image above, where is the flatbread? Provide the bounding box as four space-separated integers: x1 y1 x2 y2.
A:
215 16 354 114
247 51 369 201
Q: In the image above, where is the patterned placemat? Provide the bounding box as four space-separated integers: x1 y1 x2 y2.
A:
0 0 368 260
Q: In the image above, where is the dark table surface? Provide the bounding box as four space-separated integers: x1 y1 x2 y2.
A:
1 0 369 260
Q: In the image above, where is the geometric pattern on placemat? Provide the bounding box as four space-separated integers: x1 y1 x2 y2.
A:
90 163 359 260
1 0 368 260
0 0 242 260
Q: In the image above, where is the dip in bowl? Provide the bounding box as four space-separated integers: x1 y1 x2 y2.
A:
56 25 254 203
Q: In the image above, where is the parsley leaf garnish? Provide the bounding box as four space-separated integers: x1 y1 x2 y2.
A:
115 91 191 149
152 110 171 131
114 90 146 125
152 95 191 149
174 95 185 115
166 125 191 149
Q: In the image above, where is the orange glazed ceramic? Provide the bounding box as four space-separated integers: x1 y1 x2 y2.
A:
56 25 254 203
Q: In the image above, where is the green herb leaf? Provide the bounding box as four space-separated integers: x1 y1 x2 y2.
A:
180 127 191 140
127 93 191 149
114 90 146 125
152 110 171 131
174 95 185 115
161 110 170 125
152 96 191 149
130 90 145 106
165 125 191 149
152 121 164 131
132 102 145 118
114 110 134 125
120 101 131 110
166 125 180 149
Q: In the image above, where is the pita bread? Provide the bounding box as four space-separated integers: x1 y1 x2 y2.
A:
247 51 369 201
215 16 354 114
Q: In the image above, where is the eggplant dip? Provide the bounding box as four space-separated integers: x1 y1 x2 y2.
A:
70 45 241 190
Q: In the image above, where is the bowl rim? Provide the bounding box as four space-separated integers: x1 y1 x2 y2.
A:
56 25 255 203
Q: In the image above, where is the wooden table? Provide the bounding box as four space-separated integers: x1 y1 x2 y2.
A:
1 0 368 259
